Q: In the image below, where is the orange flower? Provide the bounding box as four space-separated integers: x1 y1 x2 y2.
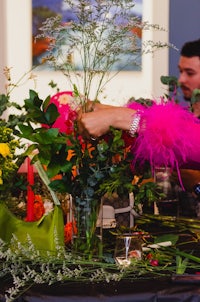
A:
64 221 78 244
33 195 45 221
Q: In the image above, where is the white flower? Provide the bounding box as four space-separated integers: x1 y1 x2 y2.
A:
43 199 54 214
58 93 74 106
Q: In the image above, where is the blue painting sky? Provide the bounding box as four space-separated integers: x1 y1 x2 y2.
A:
32 0 143 22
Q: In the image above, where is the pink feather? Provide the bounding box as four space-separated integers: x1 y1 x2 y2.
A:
129 101 200 170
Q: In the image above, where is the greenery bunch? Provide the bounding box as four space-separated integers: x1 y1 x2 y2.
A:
0 68 37 203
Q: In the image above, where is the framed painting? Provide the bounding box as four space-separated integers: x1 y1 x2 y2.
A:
2 0 169 105
32 0 143 71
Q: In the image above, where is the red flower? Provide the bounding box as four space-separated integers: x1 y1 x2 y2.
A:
122 131 136 148
146 253 153 260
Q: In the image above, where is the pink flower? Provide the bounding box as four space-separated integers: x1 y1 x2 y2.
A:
149 259 159 266
44 91 78 133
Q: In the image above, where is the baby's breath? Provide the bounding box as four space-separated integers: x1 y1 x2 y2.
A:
36 0 171 101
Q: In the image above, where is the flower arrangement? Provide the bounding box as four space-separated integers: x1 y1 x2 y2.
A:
0 0 176 264
18 88 140 257
0 1 191 300
0 0 171 215
1 56 200 302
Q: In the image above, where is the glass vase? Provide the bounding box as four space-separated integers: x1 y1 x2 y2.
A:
154 167 179 216
114 233 142 266
71 196 102 260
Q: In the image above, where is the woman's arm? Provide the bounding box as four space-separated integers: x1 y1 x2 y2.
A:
78 105 137 139
78 100 200 168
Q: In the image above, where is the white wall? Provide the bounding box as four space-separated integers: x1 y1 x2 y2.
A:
0 0 169 106
0 0 7 93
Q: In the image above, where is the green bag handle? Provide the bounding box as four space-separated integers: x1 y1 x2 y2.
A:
34 160 60 206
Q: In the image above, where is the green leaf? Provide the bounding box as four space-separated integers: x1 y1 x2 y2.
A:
43 95 51 110
97 142 109 153
176 250 200 264
49 179 70 193
44 103 60 124
83 187 95 197
176 255 188 274
155 234 179 245
26 90 43 108
47 163 62 178
37 147 52 165
60 161 74 173
87 176 98 187
160 76 179 93
25 144 39 157
33 128 59 144
18 124 34 138
48 80 58 89
160 75 178 86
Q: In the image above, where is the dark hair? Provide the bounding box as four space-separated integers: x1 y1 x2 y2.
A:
181 39 200 57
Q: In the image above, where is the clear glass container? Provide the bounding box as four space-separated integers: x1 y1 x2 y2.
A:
114 233 142 266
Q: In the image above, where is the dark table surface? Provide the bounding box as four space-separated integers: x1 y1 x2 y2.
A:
1 277 200 302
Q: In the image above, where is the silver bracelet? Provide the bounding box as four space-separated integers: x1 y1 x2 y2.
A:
129 112 141 137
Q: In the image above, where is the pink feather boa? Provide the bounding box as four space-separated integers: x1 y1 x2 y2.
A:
127 100 200 186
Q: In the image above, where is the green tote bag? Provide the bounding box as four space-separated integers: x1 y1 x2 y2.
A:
0 203 65 253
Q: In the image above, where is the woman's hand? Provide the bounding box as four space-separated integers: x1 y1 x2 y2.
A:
78 104 136 140
77 101 114 139
78 109 113 139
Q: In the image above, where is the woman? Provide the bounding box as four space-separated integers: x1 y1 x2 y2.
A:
78 99 200 190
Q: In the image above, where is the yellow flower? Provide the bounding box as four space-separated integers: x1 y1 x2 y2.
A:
0 143 10 157
0 170 3 184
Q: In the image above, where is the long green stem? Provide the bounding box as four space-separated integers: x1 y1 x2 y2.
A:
34 160 60 206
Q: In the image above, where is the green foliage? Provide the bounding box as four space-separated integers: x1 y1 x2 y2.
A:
0 93 25 133
18 90 147 259
2 215 200 301
155 233 179 246
17 89 164 214
24 90 59 125
191 89 200 104
176 255 189 274
134 181 166 207
0 126 23 199
160 75 179 93
0 80 35 201
18 91 135 199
